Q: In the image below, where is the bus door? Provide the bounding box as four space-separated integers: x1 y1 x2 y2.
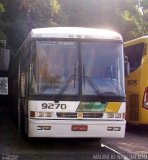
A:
18 43 30 134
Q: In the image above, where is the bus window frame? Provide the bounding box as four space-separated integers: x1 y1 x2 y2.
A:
28 38 125 102
124 42 146 73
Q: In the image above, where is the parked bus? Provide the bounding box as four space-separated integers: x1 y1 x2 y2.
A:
9 27 126 138
124 36 148 125
0 40 10 95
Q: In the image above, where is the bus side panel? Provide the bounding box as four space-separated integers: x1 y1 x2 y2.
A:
140 62 148 124
125 67 141 124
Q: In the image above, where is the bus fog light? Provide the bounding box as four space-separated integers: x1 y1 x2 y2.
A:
107 127 113 131
115 113 121 118
37 112 44 117
44 112 52 117
107 113 114 118
44 126 51 130
114 127 121 131
37 126 44 130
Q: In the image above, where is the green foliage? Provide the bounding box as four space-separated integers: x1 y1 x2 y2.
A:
0 3 5 13
1 0 60 52
1 0 28 51
50 0 60 14
0 3 6 40
0 0 147 52
21 0 60 27
59 0 147 41
121 11 143 39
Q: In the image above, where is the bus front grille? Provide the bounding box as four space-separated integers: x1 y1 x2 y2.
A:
56 112 103 118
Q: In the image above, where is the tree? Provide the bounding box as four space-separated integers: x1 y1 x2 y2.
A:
0 0 147 52
59 0 147 41
20 0 60 27
141 0 148 34
1 0 60 53
118 0 148 40
1 0 29 52
0 2 6 40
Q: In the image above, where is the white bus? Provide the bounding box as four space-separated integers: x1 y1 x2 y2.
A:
9 27 126 138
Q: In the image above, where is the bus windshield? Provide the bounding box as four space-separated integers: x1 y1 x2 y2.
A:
29 40 124 97
30 41 79 95
81 41 125 97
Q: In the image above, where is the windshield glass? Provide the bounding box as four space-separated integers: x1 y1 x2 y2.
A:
30 41 78 95
29 40 125 97
81 41 125 97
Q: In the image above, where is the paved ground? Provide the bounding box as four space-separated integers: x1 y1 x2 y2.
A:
1 101 148 160
0 104 125 160
102 126 148 159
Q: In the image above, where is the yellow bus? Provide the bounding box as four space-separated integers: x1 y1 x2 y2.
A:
124 36 148 125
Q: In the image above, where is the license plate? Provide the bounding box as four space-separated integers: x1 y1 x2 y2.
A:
71 125 88 131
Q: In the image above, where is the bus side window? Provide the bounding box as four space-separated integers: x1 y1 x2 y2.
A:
124 43 144 72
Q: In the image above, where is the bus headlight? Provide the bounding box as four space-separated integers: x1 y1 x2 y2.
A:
44 112 52 117
107 113 122 118
30 111 52 118
37 112 44 117
115 113 121 118
107 113 114 118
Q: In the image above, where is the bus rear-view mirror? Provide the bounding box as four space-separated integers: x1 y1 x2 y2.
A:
124 60 130 77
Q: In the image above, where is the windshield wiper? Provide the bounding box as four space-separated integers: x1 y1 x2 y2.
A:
85 76 105 102
54 75 74 102
83 65 105 102
54 65 77 102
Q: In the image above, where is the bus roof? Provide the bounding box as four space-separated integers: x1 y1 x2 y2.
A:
30 27 123 41
124 35 148 47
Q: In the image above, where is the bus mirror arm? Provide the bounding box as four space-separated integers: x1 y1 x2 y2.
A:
124 60 130 77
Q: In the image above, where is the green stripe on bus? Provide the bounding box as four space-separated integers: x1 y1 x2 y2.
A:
76 102 107 112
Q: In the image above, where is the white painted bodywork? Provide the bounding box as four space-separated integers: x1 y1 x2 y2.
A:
28 119 126 138
26 27 125 138
30 27 123 41
28 100 126 138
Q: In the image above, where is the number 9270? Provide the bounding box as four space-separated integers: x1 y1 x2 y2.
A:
42 103 67 109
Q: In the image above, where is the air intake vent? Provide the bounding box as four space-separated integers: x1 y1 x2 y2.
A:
56 112 103 118
129 94 139 121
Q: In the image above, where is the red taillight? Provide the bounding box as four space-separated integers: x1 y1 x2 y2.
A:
143 87 148 109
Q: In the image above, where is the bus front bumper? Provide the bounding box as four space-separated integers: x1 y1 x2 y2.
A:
28 119 126 138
